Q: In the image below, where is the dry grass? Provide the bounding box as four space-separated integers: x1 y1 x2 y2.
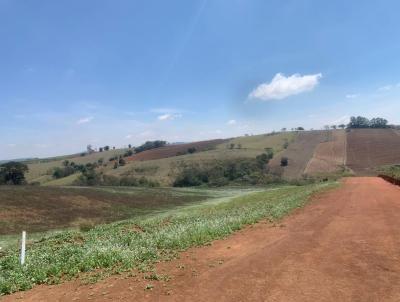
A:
26 149 127 183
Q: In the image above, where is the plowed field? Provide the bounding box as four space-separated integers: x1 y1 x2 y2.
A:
346 129 400 174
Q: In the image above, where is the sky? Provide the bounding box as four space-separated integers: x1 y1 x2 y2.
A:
1 0 400 160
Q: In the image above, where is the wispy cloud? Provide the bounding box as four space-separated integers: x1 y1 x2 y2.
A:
346 94 359 99
76 116 94 125
157 113 182 121
378 85 393 92
248 73 322 101
227 119 237 125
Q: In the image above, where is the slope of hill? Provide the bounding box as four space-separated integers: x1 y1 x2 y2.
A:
346 129 400 174
268 131 331 179
26 148 127 183
126 139 226 162
106 133 295 185
304 130 346 175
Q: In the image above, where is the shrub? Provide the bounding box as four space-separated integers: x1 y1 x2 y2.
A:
280 157 288 167
0 161 29 185
135 140 167 153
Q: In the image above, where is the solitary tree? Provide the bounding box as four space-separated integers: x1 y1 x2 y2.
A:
280 157 289 167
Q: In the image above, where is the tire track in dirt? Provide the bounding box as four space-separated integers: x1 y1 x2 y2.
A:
5 177 400 302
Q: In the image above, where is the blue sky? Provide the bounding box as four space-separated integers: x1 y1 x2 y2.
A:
1 0 400 159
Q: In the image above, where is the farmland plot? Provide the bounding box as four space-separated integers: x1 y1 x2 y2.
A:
346 129 400 174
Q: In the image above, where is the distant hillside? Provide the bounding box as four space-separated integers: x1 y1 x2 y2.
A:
21 129 400 186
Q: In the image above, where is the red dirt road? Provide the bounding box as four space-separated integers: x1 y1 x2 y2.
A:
5 177 400 302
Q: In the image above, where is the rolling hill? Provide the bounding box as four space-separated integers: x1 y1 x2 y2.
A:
18 128 400 186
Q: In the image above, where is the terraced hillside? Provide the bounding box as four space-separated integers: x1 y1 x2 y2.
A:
346 129 400 174
268 131 331 179
304 130 346 175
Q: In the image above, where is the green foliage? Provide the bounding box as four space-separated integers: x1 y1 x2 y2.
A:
173 153 275 187
0 162 29 185
0 182 335 295
348 116 389 129
135 140 167 153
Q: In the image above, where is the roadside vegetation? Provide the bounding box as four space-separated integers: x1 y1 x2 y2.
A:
0 181 336 295
377 165 400 180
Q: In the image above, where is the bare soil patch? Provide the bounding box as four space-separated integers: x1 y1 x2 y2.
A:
7 177 400 301
346 129 400 174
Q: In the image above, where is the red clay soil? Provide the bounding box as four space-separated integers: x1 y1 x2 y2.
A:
5 177 400 302
346 129 400 175
126 139 227 162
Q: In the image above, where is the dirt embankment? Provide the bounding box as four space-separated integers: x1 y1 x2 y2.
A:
346 129 400 175
7 177 400 302
304 130 346 175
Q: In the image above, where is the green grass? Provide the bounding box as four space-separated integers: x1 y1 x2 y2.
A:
0 181 337 295
376 164 400 179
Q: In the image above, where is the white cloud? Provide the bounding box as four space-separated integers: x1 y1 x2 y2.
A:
6 144 16 148
378 85 392 91
76 116 93 125
346 94 359 99
157 113 182 121
227 119 237 125
125 134 133 139
248 73 322 101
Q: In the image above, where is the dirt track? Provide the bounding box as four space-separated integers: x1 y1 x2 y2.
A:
5 177 400 302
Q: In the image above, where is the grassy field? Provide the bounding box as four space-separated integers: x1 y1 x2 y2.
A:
0 181 336 295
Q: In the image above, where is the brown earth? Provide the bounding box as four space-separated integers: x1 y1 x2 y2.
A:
0 186 208 235
126 139 227 162
304 130 346 175
346 129 400 175
6 177 400 302
269 131 330 179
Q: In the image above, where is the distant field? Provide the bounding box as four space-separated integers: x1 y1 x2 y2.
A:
217 132 295 152
126 139 226 162
346 129 400 174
